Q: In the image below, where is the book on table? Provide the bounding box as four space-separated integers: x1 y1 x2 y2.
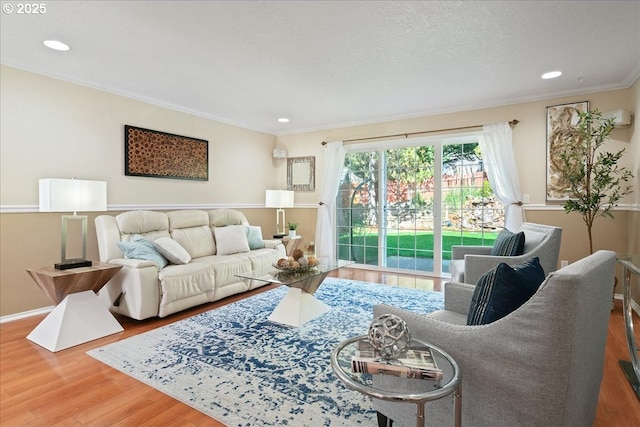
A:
351 339 443 381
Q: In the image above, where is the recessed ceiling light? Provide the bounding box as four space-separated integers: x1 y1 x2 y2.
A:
278 118 290 123
43 40 70 51
541 71 562 80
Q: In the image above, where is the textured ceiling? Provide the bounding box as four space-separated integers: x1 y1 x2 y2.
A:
1 1 639 135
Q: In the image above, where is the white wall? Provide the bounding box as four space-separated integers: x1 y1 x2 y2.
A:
0 65 277 209
276 87 636 209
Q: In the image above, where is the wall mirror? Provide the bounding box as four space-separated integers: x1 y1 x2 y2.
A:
287 156 315 191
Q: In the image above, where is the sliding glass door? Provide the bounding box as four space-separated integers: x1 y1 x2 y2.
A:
336 135 503 276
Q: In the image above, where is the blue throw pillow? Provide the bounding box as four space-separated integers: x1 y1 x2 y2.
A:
490 229 525 256
467 257 545 325
246 225 265 250
117 235 168 270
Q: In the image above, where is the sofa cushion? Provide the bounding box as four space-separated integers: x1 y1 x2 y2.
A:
214 225 250 255
167 210 216 258
208 209 249 227
116 210 169 234
154 237 192 264
116 211 171 242
117 235 168 270
171 225 216 258
491 229 525 256
246 225 265 250
467 257 545 325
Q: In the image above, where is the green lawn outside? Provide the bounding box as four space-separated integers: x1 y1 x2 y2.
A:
338 230 498 263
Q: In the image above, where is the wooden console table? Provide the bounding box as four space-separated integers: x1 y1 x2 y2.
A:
26 262 124 352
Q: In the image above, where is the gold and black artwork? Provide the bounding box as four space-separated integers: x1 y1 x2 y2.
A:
124 125 208 181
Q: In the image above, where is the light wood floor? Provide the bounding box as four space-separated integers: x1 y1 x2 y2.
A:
1 268 639 426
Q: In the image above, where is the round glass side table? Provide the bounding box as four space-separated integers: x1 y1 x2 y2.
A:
331 335 461 427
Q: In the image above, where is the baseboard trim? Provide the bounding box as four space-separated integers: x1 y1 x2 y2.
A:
0 305 53 324
614 293 640 316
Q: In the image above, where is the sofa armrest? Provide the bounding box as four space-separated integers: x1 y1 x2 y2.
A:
263 239 282 250
443 282 474 315
451 245 492 260
98 259 160 320
109 258 157 269
262 240 286 258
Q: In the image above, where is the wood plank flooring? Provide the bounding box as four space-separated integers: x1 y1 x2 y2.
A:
1 268 638 426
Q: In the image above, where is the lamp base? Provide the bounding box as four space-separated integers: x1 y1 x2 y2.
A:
55 259 92 270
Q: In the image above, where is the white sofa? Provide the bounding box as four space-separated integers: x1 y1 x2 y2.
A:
95 209 285 320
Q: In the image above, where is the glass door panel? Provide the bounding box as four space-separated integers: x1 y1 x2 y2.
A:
383 146 436 273
337 151 379 266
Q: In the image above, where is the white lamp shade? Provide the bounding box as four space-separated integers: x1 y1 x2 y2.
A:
265 190 294 208
39 179 107 212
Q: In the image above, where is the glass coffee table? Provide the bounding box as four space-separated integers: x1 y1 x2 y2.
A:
331 335 461 427
236 259 352 327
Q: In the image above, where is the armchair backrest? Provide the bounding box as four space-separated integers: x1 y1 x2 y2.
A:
453 222 563 284
484 250 615 426
519 222 563 275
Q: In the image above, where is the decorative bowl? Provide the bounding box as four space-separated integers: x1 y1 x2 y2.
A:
272 261 319 273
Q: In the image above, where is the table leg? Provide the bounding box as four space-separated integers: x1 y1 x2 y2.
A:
267 287 330 327
27 290 123 352
453 383 462 427
415 402 425 427
620 266 640 399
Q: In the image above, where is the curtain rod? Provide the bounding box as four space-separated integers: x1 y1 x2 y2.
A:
321 119 520 145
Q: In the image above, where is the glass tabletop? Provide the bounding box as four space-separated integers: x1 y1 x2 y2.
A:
235 259 353 287
331 335 461 404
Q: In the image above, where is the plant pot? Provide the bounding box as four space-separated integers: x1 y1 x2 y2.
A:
288 230 296 237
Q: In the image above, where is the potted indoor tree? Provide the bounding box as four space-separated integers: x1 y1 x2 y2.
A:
559 109 634 254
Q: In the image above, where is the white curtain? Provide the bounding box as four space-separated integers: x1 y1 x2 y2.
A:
315 141 346 261
478 122 525 231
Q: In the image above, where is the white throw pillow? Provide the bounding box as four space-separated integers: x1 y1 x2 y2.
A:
154 237 192 264
214 225 250 255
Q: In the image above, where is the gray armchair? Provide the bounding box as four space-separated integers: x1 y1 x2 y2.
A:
449 222 562 285
371 250 616 427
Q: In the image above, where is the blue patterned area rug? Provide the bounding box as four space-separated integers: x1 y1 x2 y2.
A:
87 278 443 426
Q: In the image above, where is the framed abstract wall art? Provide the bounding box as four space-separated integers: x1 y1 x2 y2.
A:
287 156 315 191
545 101 589 202
124 125 208 181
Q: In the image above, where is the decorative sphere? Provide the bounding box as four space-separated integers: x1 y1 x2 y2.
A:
368 314 411 359
292 248 304 260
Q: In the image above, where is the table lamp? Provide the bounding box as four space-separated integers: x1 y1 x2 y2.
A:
39 178 107 270
265 189 294 237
